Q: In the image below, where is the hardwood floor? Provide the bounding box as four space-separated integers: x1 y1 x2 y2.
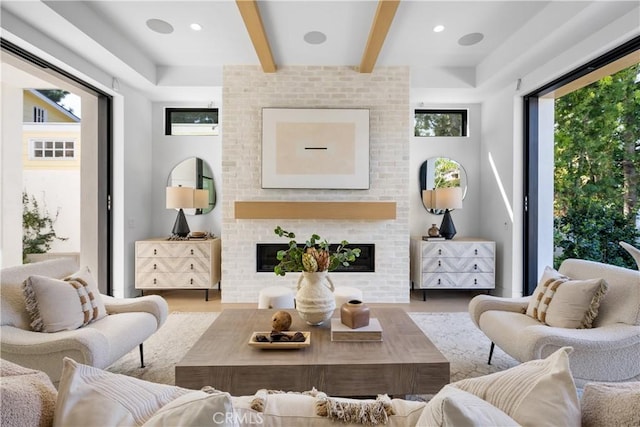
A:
148 288 482 313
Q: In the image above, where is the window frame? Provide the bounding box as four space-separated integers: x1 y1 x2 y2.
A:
164 107 219 136
414 109 469 137
523 35 640 296
29 139 77 160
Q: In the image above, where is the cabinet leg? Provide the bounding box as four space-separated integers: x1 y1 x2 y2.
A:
140 290 144 297
422 290 426 301
205 289 209 301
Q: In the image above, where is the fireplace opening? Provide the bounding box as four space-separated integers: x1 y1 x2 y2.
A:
256 244 375 273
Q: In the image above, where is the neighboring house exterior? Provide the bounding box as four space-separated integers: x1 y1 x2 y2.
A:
22 89 81 255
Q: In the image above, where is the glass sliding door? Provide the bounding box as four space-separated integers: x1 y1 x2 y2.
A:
523 36 640 295
1 39 113 294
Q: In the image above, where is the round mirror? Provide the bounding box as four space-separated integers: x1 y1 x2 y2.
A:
167 157 216 215
419 157 467 214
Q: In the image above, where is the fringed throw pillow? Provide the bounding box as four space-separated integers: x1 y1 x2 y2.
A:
526 266 608 328
543 277 608 328
22 275 94 332
525 266 568 319
65 266 107 321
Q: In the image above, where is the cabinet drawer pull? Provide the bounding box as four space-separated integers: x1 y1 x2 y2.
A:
153 264 157 270
474 278 478 285
190 278 194 285
438 249 442 255
153 249 157 255
190 263 194 270
438 260 441 267
474 249 478 255
190 249 194 255
474 264 478 270
437 278 441 285
153 278 157 285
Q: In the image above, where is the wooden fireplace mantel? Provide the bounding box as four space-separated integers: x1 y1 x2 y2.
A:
234 201 396 220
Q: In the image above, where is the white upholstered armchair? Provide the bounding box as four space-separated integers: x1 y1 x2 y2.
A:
469 258 640 384
1 258 168 383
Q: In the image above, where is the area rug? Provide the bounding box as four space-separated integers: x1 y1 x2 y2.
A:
107 311 519 386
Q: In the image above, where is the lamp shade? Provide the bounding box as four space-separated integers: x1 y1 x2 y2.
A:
434 187 463 210
422 190 435 209
194 189 209 209
166 186 194 209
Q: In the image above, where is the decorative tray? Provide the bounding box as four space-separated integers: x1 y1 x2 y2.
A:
248 331 311 349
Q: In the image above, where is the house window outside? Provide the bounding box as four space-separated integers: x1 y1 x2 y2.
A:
165 108 219 136
414 109 468 137
33 106 47 122
29 140 76 159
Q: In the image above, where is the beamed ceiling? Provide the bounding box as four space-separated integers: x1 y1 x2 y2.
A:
1 0 638 101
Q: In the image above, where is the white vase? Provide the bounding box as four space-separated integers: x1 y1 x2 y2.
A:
295 271 335 325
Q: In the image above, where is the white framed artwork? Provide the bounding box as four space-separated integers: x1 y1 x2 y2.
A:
261 108 370 189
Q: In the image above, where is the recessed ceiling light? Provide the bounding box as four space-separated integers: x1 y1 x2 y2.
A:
146 18 174 34
304 31 327 45
458 32 484 46
190 23 202 31
433 25 445 33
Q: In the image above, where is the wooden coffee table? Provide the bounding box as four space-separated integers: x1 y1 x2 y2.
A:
175 308 449 396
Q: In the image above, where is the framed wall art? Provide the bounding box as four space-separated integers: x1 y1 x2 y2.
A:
261 108 370 189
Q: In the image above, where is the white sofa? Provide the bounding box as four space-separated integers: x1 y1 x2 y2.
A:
1 258 168 384
4 349 639 427
469 258 640 384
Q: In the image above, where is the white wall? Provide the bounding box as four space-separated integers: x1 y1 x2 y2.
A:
23 170 80 253
409 104 482 241
150 102 222 240
1 83 24 267
114 83 153 297
480 85 520 297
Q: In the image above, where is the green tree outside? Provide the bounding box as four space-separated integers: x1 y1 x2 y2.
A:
36 89 69 103
22 192 67 263
554 64 640 269
415 111 465 137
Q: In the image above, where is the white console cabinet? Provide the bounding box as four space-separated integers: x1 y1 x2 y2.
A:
135 238 221 301
410 238 495 300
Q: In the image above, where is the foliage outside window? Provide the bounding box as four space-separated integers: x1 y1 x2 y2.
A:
415 109 468 137
29 140 75 159
553 64 640 269
22 192 67 263
433 158 461 188
165 108 219 136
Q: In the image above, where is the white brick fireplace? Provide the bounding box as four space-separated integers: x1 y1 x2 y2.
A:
221 65 410 303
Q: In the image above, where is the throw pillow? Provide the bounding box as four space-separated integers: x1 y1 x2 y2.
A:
65 266 107 321
543 278 608 328
580 381 640 427
231 392 426 427
620 241 640 270
142 391 236 427
54 357 194 427
451 347 580 427
525 266 567 319
22 275 92 332
418 385 519 427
